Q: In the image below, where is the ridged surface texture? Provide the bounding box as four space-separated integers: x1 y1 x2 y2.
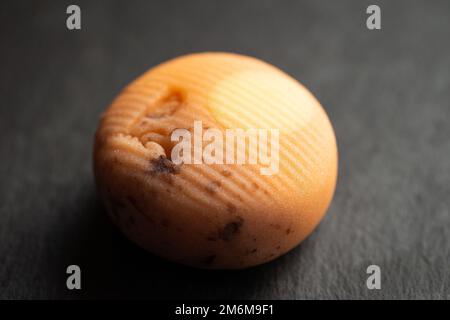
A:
94 52 338 269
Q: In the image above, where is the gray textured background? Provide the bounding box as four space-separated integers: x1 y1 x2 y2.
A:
0 0 449 299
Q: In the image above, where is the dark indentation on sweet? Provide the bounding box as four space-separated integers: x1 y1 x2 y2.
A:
263 190 269 195
221 170 232 177
203 255 216 266
146 91 183 119
219 216 244 241
140 132 174 155
286 228 292 235
252 182 259 189
276 245 281 250
205 181 221 195
253 237 257 242
271 223 281 230
150 155 180 175
226 202 237 214
251 248 257 253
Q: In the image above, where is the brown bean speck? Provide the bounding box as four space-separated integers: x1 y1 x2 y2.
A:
219 216 244 241
150 155 180 175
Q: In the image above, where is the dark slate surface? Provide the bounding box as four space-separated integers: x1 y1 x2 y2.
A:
0 0 449 299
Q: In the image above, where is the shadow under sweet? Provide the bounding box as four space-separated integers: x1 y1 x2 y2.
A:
53 182 314 299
